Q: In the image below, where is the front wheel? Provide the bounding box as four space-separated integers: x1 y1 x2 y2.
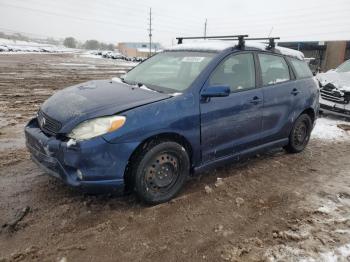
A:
132 141 190 204
284 114 312 153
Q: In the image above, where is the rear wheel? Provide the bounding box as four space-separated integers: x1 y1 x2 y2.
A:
284 114 312 153
132 141 190 204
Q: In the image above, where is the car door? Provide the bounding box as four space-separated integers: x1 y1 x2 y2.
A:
200 52 263 163
257 53 298 143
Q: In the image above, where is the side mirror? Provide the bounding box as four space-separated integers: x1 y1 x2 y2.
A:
201 85 230 98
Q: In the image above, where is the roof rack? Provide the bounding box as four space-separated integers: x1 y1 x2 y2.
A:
176 35 248 45
176 35 280 50
245 37 280 49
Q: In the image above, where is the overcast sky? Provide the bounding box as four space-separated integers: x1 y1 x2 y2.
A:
0 0 349 46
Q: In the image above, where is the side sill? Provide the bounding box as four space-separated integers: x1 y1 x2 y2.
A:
194 138 289 174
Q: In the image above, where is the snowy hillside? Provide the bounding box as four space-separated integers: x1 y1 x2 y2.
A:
0 38 75 54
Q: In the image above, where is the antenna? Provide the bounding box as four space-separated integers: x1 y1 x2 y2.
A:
148 8 152 57
204 19 207 39
268 26 274 38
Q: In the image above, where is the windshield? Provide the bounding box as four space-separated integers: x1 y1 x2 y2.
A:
123 51 215 93
336 60 350 73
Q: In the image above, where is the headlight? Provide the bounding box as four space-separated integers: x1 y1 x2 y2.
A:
68 116 126 140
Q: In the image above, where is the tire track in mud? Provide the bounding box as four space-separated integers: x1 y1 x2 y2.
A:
1 139 350 261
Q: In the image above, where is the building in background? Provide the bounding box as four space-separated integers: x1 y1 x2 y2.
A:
278 41 350 73
117 42 162 58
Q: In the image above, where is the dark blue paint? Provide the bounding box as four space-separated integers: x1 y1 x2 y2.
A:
40 79 171 133
25 46 319 193
201 85 230 98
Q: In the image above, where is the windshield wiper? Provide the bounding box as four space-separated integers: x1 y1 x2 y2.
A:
137 82 160 93
120 78 140 87
121 78 163 93
120 77 129 84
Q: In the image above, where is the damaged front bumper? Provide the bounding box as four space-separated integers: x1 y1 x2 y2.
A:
319 97 350 119
25 118 138 193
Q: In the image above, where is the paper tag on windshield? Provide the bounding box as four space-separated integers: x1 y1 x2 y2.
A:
182 57 205 63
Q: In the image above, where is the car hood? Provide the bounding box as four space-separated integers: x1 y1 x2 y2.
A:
317 71 350 92
40 79 171 133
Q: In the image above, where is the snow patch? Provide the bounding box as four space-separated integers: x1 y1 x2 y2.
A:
268 78 289 85
312 117 350 141
338 244 350 257
139 85 157 92
66 139 76 147
334 229 350 235
80 53 103 59
317 200 338 214
275 45 304 60
57 63 95 67
266 243 350 262
115 70 127 74
170 92 182 96
166 41 234 52
111 77 123 83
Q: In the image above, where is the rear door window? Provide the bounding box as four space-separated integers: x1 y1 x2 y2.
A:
289 58 313 79
258 54 290 86
209 53 256 93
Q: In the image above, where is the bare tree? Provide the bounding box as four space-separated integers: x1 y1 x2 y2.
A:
84 40 100 50
107 44 115 51
63 37 77 48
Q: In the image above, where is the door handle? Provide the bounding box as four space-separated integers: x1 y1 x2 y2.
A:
291 88 300 96
249 96 262 105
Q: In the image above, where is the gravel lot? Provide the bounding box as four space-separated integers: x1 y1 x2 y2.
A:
0 53 350 262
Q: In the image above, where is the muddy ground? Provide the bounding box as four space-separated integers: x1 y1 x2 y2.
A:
0 53 350 262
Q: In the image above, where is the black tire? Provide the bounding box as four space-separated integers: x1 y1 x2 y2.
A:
131 141 190 204
284 114 312 153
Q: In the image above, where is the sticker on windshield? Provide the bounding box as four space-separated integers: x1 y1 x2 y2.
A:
182 57 205 63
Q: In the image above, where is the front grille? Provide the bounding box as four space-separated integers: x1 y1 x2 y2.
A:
37 110 62 135
320 89 347 103
26 132 44 154
320 83 348 104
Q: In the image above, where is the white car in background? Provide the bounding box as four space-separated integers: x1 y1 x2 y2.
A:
317 59 350 119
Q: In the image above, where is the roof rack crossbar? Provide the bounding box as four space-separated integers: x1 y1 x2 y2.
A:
175 35 280 50
211 37 280 49
176 35 248 44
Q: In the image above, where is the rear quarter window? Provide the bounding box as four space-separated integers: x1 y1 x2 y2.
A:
289 58 313 79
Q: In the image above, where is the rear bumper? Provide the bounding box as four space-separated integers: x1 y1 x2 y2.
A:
319 97 350 119
25 118 138 193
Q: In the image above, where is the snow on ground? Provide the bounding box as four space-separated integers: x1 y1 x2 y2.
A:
80 53 103 59
57 63 96 67
312 117 350 141
265 243 350 262
265 187 350 262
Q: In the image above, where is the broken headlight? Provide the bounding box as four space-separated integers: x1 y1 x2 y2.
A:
68 116 126 141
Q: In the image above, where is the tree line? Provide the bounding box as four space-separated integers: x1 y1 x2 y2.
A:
0 32 115 51
63 37 115 50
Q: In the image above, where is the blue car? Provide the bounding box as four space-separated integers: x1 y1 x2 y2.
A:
25 36 319 204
